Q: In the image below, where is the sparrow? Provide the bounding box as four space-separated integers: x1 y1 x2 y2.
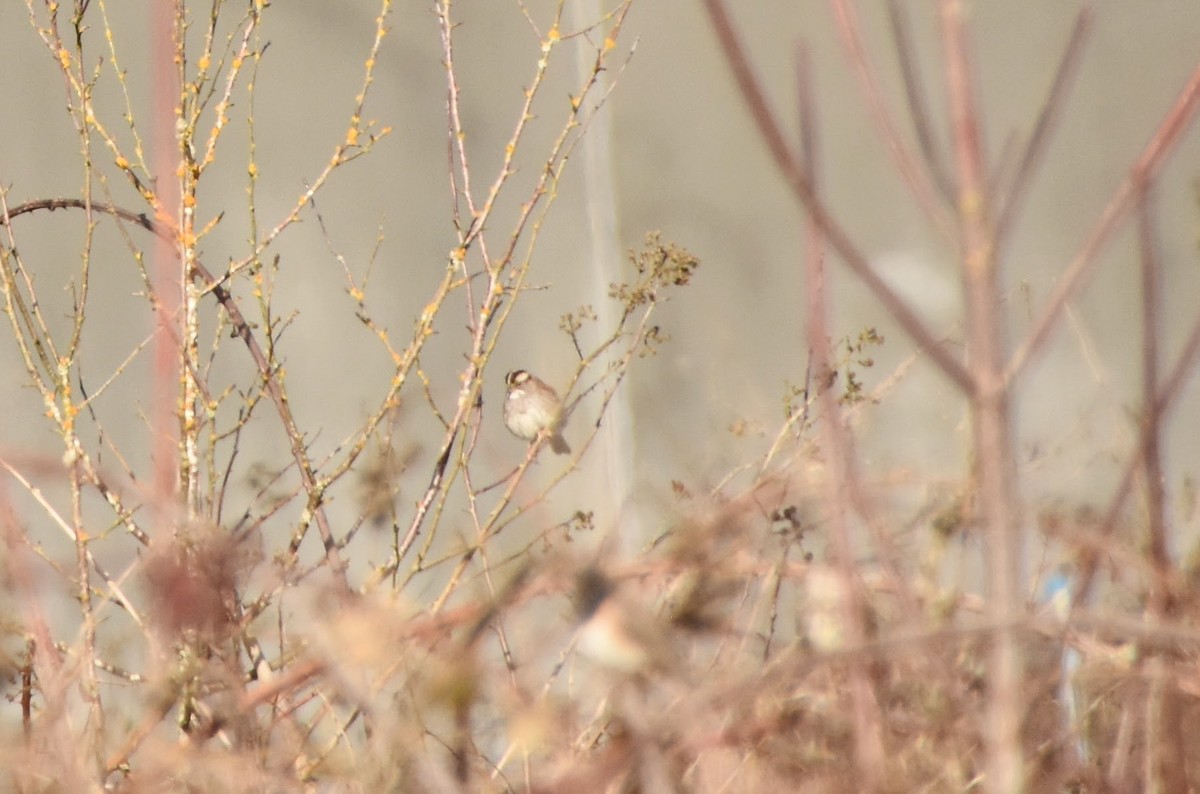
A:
503 369 570 454
573 567 677 677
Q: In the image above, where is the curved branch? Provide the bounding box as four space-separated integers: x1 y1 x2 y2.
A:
1 199 352 594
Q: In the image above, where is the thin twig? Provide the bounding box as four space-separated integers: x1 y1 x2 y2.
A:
993 9 1092 260
700 0 972 395
832 0 956 240
1007 60 1200 385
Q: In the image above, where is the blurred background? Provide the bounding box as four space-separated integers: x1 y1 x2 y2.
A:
2 1 1199 591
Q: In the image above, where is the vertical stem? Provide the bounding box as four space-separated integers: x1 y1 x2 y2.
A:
1138 187 1168 582
571 0 637 543
150 1 183 528
798 45 885 790
70 454 103 772
938 2 1022 791
179 24 201 521
1136 187 1187 792
67 5 103 774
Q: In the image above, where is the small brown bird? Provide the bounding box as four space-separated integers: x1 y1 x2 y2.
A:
573 567 676 676
503 369 570 454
